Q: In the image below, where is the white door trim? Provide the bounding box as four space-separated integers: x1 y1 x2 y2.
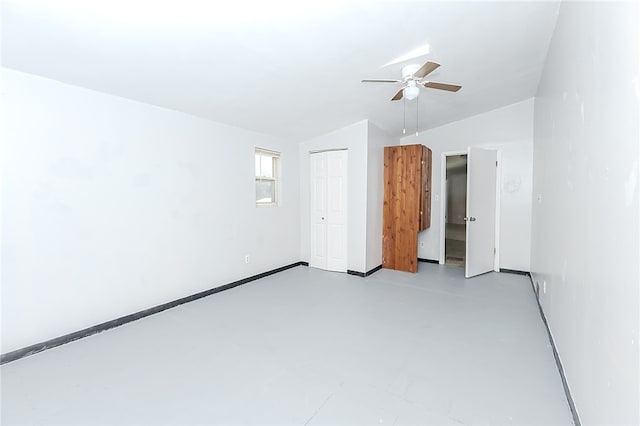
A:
494 150 502 272
309 148 348 154
439 150 467 265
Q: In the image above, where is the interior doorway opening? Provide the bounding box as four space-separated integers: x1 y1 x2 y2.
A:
445 154 468 267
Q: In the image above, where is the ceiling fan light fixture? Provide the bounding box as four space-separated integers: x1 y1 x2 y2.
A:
403 85 420 100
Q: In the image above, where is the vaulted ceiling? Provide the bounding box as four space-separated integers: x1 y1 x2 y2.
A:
1 0 560 141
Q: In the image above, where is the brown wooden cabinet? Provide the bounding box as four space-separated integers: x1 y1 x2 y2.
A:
382 144 432 273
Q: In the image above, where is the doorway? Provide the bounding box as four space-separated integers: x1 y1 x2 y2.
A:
444 154 468 267
439 148 500 277
309 150 348 272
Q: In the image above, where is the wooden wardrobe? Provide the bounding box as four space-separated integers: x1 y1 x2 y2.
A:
382 144 432 273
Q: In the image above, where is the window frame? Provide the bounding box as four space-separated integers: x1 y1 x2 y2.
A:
255 148 280 207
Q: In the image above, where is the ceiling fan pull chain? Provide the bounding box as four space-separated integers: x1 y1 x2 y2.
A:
403 97 407 135
416 95 419 136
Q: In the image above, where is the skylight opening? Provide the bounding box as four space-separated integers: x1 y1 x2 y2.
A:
383 44 431 67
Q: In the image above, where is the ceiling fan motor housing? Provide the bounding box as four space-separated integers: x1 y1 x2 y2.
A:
401 64 422 80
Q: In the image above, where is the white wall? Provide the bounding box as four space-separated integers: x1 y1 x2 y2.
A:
1 68 301 353
402 99 534 271
531 2 639 424
366 122 399 272
299 121 368 272
299 120 398 274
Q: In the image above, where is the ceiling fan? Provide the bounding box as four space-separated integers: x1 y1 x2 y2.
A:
362 61 462 101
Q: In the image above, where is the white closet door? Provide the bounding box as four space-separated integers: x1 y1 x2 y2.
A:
310 151 348 272
310 153 328 270
326 150 348 271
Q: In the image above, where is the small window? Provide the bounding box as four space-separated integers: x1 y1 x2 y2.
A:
255 148 280 206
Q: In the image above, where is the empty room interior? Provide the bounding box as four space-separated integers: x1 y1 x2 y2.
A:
1 1 639 425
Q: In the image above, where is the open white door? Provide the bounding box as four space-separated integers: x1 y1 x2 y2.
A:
465 147 497 278
310 150 348 272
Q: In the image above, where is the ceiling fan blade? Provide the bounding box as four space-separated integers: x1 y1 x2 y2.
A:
391 89 404 101
361 79 402 83
413 61 440 79
423 81 462 92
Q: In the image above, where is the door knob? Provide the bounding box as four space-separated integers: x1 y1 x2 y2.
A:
464 217 476 222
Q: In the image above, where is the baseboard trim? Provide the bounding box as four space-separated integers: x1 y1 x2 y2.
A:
347 265 382 277
0 261 307 365
499 268 529 275
418 258 439 264
366 265 383 276
527 273 581 426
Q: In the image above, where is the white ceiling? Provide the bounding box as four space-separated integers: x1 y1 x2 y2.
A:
1 0 560 141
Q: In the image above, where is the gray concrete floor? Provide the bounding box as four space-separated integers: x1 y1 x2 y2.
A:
1 265 573 425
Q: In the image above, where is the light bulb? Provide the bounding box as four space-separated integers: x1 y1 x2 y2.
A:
403 85 420 100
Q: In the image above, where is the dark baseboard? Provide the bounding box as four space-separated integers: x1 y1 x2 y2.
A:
527 273 581 426
0 261 307 365
365 265 382 276
299 261 309 266
418 258 439 264
499 268 529 275
347 264 382 277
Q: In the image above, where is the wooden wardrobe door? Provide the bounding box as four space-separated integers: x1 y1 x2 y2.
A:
383 145 422 273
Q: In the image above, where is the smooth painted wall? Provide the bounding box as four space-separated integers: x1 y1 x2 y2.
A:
366 122 399 272
402 99 534 271
299 121 369 273
531 2 639 424
299 120 398 273
1 68 301 353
